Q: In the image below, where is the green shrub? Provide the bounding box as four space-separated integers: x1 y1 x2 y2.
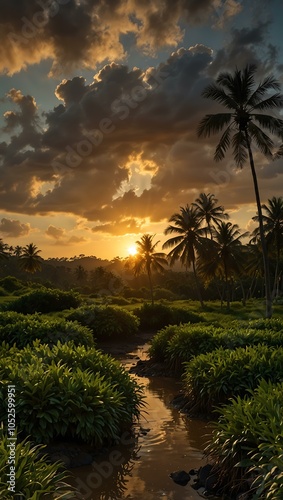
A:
166 325 224 372
232 318 283 332
6 288 81 314
134 303 203 331
0 312 94 348
0 428 74 499
182 344 283 415
66 305 139 339
207 380 283 498
0 342 143 445
0 276 24 293
149 322 283 373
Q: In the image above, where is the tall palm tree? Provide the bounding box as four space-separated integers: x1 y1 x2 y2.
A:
198 222 248 309
192 192 228 238
19 243 42 274
198 64 283 318
252 196 283 297
163 205 205 307
133 234 167 305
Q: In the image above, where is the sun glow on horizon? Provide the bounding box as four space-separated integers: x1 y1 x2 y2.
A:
128 244 137 256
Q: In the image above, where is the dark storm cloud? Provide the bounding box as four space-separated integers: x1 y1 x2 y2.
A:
208 21 281 77
0 0 242 75
0 21 283 234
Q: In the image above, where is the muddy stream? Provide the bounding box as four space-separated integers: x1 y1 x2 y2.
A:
68 336 213 499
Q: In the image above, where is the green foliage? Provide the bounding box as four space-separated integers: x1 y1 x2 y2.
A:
0 311 94 348
0 276 24 293
134 303 203 331
0 428 74 499
207 380 283 499
108 296 131 305
6 288 81 314
183 344 283 415
66 305 139 339
0 342 143 445
149 320 283 373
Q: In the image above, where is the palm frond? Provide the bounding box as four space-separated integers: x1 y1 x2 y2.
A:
162 235 185 248
247 75 282 107
248 122 274 157
250 93 283 111
214 125 232 162
251 114 283 138
198 113 232 138
201 84 237 109
232 131 248 167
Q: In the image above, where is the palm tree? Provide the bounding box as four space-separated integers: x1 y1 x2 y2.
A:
192 192 228 238
14 245 23 257
19 243 42 274
0 239 9 260
133 234 167 305
163 205 205 307
198 222 248 309
198 64 283 318
252 196 283 297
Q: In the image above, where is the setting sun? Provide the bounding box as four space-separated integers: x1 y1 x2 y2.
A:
128 244 137 256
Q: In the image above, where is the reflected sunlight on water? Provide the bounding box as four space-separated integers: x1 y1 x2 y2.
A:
68 345 213 500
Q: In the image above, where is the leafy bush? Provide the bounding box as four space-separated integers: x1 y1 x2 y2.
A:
166 325 224 372
232 317 283 332
149 322 283 372
0 312 94 348
0 342 143 445
6 288 81 314
66 305 139 339
134 303 203 331
0 276 24 293
182 344 283 414
207 380 283 499
0 428 74 499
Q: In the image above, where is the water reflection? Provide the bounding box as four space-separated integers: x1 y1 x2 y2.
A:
69 371 212 500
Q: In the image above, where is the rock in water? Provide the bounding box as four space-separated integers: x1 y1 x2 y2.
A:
169 470 191 486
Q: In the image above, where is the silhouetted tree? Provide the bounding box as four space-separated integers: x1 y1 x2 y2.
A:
198 64 283 317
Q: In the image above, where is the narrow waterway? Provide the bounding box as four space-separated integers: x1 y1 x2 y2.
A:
69 341 213 500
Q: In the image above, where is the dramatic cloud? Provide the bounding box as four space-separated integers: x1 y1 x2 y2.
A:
0 0 243 75
0 22 282 236
0 218 31 237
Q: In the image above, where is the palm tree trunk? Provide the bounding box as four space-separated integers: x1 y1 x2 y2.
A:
192 259 204 307
245 130 272 318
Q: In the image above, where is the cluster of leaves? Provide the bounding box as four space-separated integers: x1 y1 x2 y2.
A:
5 288 81 314
182 344 283 415
0 428 74 499
0 342 143 445
66 305 139 339
149 320 283 372
208 380 283 499
0 311 94 348
134 303 203 331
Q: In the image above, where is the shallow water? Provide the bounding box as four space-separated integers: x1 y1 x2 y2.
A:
69 343 213 500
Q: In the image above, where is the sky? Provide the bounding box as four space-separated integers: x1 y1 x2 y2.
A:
0 0 282 260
